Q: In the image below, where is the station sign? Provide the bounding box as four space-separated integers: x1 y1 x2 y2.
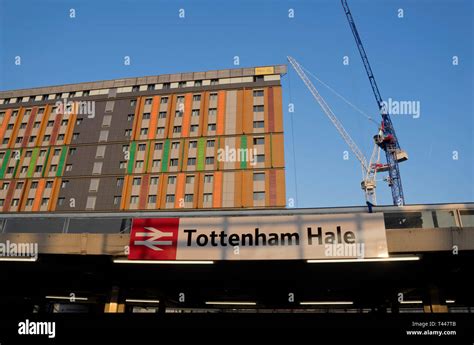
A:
128 213 388 261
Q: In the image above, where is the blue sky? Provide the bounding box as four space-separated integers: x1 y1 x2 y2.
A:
0 0 472 207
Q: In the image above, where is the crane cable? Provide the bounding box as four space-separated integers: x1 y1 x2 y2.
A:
300 65 379 127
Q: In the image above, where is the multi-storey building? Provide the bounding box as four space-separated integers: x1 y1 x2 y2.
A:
0 65 286 212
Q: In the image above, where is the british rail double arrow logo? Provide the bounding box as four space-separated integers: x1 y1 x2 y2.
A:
133 227 173 251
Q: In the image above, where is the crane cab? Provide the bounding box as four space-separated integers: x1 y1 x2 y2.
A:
395 149 408 163
361 180 376 192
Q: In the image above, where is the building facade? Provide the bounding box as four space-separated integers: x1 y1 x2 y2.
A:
0 65 286 212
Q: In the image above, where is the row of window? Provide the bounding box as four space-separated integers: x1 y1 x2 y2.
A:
0 179 70 191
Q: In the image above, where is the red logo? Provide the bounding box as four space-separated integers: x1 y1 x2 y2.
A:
129 218 179 260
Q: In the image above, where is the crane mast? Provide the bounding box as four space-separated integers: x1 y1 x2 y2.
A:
341 0 407 206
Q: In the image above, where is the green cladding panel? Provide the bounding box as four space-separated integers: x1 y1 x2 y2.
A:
197 138 205 171
161 139 170 173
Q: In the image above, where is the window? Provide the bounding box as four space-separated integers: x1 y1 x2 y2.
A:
127 114 134 121
178 81 186 88
11 199 20 206
57 197 65 206
152 159 161 167
208 108 217 116
173 126 181 134
31 181 38 189
253 90 264 97
69 148 77 155
20 166 28 173
130 100 137 107
150 177 159 185
177 96 185 103
254 76 264 82
125 129 132 136
160 97 168 104
155 143 163 150
116 178 124 187
171 142 179 149
253 172 265 181
168 176 176 184
83 194 101 209
41 198 49 206
57 134 65 141
1 182 9 190
12 110 18 116
204 175 213 183
147 84 155 91
194 80 202 87
187 158 196 166
76 118 83 125
169 158 178 166
89 179 100 192
142 112 151 119
193 94 201 102
0 152 4 159
207 140 215 148
162 83 170 90
253 191 265 200
4 98 10 104
65 164 73 171
54 148 61 156
210 93 218 101
16 137 23 144
122 145 129 152
190 125 198 132
83 90 90 96
0 199 3 206
49 165 57 172
29 136 36 143
166 194 175 203
138 144 146 151
69 92 76 98
256 154 265 163
132 178 141 186
158 111 166 119
203 193 213 203
253 105 264 112
157 127 165 135
184 194 193 203
20 123 27 129
175 110 183 118
207 124 216 131
72 133 79 140
38 108 45 114
35 166 43 173
92 162 103 174
2 139 8 145
26 198 34 206
130 196 139 204
113 196 121 205
145 98 152 105
7 124 14 130
189 141 197 148
119 161 127 169
44 181 53 189
253 137 265 145
186 175 195 184
132 86 139 92
135 160 144 168
61 180 69 188
210 79 218 85
25 150 32 157
33 122 40 128
16 182 24 189
95 145 106 158
205 157 214 165
140 128 148 135
148 195 157 203
61 119 68 126
192 109 200 117
253 121 265 129
6 167 14 174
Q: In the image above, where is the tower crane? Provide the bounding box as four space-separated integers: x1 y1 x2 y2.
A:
341 0 408 206
287 56 381 205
